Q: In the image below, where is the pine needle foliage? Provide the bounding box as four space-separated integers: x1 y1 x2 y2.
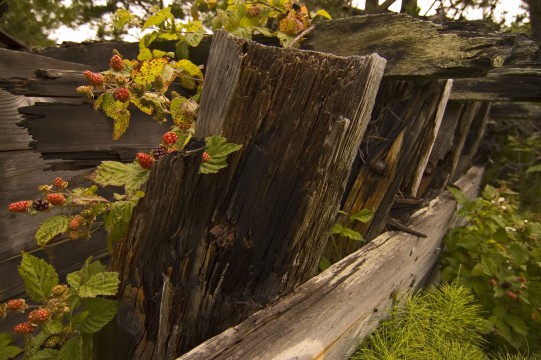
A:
352 284 491 360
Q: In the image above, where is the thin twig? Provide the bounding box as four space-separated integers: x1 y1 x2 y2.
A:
286 25 316 49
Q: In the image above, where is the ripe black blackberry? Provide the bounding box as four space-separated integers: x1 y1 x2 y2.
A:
32 199 49 211
153 145 167 159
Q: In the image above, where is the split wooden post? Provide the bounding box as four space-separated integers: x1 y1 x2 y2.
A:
102 31 386 358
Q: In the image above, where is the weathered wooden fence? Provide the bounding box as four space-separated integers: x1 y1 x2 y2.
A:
0 13 538 358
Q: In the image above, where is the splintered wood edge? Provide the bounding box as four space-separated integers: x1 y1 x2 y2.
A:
179 166 484 360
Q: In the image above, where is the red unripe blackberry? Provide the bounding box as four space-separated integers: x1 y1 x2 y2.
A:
137 153 154 169
8 201 30 213
113 87 130 102
153 146 167 159
47 193 66 206
162 131 178 145
32 199 49 211
69 215 83 230
14 322 34 334
28 308 51 324
83 70 104 86
110 54 125 71
202 152 211 162
6 299 27 312
53 177 68 189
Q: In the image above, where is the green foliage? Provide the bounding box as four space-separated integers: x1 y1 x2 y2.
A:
200 136 243 174
1 256 119 359
103 199 138 251
18 253 59 302
35 215 69 246
320 209 374 271
89 161 150 195
484 132 541 213
440 185 541 352
67 257 119 298
0 334 22 360
352 284 491 360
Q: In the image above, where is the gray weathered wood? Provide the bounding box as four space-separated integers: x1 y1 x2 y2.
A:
451 67 541 102
302 14 538 78
103 31 386 358
180 166 484 360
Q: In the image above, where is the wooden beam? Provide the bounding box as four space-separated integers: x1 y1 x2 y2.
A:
450 67 541 102
180 166 484 360
302 14 537 78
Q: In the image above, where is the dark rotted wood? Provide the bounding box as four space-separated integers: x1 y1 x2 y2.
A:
180 166 484 360
102 31 385 358
324 79 451 263
302 14 538 78
422 101 487 199
34 14 537 79
453 102 491 180
451 67 541 102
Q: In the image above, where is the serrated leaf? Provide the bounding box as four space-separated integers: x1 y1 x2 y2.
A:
58 335 82 360
132 57 169 85
67 257 105 291
112 9 135 29
18 253 59 302
176 59 203 79
314 9 332 19
29 349 60 360
79 298 119 334
184 22 205 47
526 164 541 173
331 224 362 241
138 47 152 61
103 100 130 140
481 184 499 201
503 314 528 335
79 271 119 298
94 92 114 111
200 136 242 174
349 209 374 224
43 320 64 335
447 186 469 206
89 161 149 194
104 200 137 251
170 97 195 128
142 6 172 30
0 334 22 360
35 215 69 246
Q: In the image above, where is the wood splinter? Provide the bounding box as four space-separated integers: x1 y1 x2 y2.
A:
387 217 427 238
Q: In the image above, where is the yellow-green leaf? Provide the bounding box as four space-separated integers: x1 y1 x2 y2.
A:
18 253 59 302
314 9 331 19
132 57 169 85
142 6 172 30
35 215 69 246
